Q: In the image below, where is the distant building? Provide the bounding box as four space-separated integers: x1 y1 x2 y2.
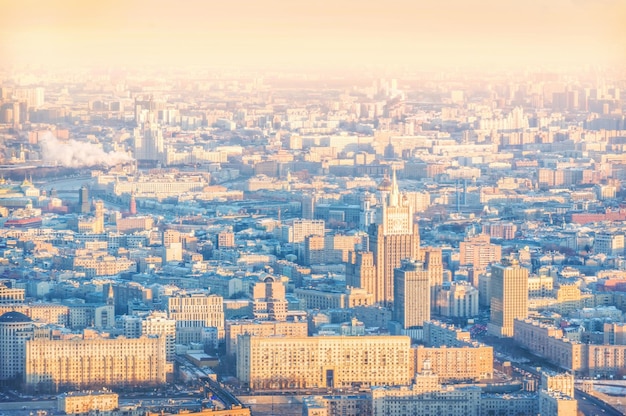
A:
237 334 411 390
488 257 529 337
393 260 430 329
78 185 90 214
166 291 224 344
0 311 34 381
369 171 420 305
252 276 288 322
58 390 119 415
25 333 167 391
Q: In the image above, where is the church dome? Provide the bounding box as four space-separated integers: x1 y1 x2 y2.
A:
0 311 32 323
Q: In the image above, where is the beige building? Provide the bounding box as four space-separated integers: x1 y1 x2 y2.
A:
237 334 411 390
438 282 479 318
423 320 472 347
25 333 167 391
345 251 377 300
488 258 528 337
0 303 70 326
281 219 325 243
541 371 575 397
369 171 420 305
413 345 493 382
224 320 308 355
303 395 371 416
0 311 34 381
511 318 626 376
372 384 481 416
514 319 586 373
528 274 554 298
459 234 501 280
294 286 374 310
0 282 25 303
58 391 119 414
167 291 224 344
372 363 481 416
539 390 578 416
554 282 585 315
116 216 154 233
142 311 176 361
604 322 626 345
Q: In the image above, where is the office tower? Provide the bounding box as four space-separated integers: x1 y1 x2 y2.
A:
301 193 316 219
488 257 529 337
422 247 444 314
252 276 288 321
369 170 420 305
393 260 430 329
0 281 25 303
0 311 34 381
79 185 90 214
93 200 104 233
538 390 578 416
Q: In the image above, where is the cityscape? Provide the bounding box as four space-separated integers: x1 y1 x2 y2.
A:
1 1 626 416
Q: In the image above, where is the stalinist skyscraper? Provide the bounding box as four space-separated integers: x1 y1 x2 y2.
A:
368 169 420 305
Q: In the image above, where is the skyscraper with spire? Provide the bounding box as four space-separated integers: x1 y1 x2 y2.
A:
368 169 420 305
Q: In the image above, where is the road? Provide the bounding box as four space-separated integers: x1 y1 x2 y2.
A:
0 401 54 411
576 390 624 416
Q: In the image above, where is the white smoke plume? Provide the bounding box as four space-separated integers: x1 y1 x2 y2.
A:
39 132 134 168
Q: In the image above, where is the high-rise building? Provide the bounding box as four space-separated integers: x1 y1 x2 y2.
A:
393 260 430 329
79 185 90 214
0 282 25 303
142 311 176 361
0 311 34 381
488 257 529 338
129 193 137 215
166 291 224 344
134 123 164 163
346 251 377 296
237 334 411 390
252 276 288 321
25 333 166 391
369 170 420 305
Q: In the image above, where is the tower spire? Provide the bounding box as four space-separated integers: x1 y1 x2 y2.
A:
389 167 400 207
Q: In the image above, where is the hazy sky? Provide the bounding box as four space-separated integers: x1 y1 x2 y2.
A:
1 0 624 70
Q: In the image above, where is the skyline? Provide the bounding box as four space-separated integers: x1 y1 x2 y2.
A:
2 0 625 71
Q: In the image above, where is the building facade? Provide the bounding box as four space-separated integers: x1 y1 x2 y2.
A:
369 171 420 305
25 334 167 392
237 335 411 390
488 258 529 337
